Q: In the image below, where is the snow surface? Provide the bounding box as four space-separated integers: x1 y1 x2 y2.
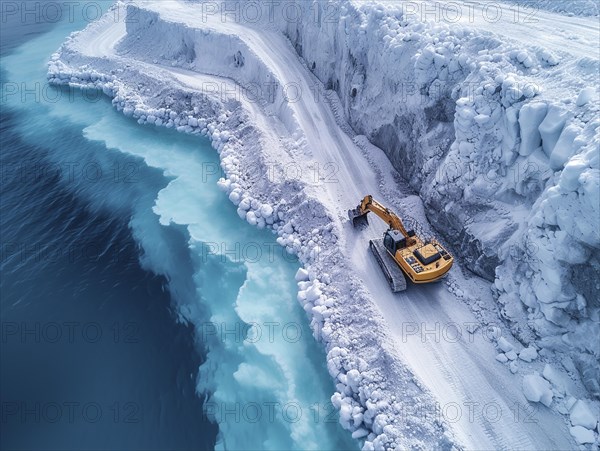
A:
47 0 600 449
501 0 599 17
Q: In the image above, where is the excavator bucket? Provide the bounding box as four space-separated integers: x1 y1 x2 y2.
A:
348 207 369 229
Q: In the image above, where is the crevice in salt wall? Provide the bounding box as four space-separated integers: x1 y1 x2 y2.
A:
277 3 493 280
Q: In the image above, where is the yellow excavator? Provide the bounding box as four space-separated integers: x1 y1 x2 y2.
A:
348 195 453 292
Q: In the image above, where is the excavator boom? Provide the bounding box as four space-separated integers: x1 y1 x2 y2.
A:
350 195 411 237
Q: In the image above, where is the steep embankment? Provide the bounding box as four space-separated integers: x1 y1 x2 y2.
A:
267 0 600 399
48 5 456 450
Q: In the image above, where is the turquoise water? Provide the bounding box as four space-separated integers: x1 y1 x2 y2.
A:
1 7 357 451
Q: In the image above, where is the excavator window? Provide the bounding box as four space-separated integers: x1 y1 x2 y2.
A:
384 233 395 253
384 230 406 254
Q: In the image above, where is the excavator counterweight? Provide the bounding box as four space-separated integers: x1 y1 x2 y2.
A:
349 195 453 292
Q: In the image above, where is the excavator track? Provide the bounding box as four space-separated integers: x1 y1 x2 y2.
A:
369 239 407 292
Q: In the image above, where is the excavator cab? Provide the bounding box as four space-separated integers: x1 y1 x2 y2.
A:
383 230 406 254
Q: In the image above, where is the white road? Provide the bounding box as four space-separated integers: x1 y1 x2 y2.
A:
455 1 599 59
68 1 590 448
